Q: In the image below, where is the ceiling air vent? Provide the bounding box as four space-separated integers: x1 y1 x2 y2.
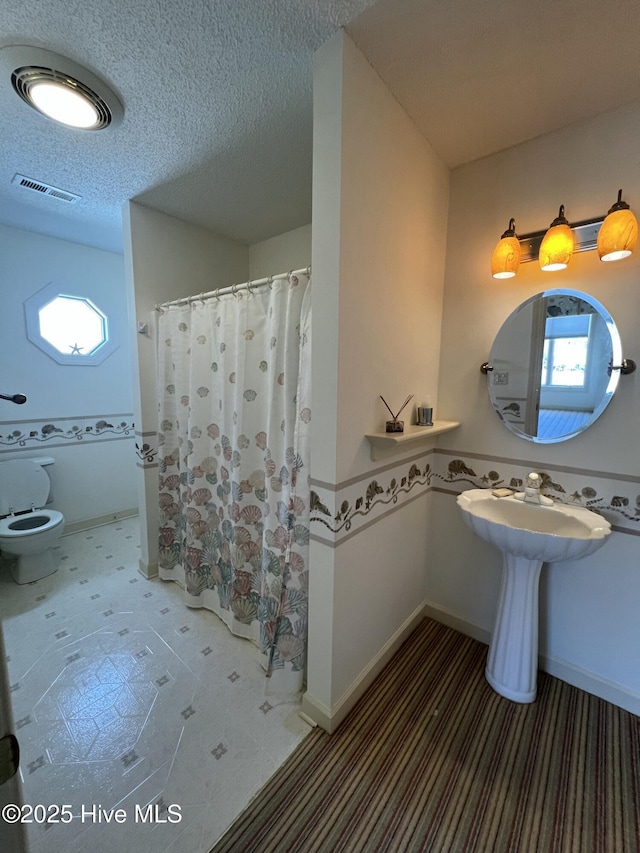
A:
12 173 81 204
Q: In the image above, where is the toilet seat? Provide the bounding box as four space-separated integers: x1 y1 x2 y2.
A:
0 509 64 537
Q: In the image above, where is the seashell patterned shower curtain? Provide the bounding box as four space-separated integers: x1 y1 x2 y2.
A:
156 273 311 693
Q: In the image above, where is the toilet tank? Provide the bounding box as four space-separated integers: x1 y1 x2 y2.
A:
0 457 54 517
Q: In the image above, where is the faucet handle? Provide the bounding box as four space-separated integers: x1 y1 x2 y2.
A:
526 472 541 488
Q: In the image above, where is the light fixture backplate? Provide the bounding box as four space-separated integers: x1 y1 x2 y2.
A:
518 219 603 263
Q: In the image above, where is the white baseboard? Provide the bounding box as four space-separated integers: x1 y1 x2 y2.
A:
138 559 159 579
423 599 640 717
541 653 640 717
301 603 426 733
422 600 491 647
299 693 334 732
61 508 139 536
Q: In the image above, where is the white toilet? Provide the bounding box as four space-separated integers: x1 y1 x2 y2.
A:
0 457 65 583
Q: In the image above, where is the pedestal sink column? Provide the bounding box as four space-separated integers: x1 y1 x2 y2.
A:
485 553 544 703
457 487 611 704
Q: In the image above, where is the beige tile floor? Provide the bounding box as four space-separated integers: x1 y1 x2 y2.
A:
0 516 310 853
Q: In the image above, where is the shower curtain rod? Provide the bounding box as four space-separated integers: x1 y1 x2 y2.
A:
155 266 311 310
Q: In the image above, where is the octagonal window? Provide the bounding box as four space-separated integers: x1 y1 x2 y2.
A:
38 295 107 356
25 282 119 366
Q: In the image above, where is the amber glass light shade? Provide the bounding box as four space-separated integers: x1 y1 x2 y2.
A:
597 190 638 262
539 205 574 271
491 218 521 279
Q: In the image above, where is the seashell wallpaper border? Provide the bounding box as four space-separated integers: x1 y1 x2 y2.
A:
0 414 135 454
135 431 159 467
310 449 640 545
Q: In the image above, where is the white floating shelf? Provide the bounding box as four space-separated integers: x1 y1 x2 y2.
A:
365 420 460 461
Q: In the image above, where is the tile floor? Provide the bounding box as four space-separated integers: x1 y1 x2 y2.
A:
0 517 311 853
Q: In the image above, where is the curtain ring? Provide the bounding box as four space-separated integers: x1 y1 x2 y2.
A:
267 275 274 290
287 269 294 282
231 283 238 298
246 279 254 294
214 289 221 301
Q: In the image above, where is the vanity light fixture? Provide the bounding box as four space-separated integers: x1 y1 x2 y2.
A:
597 189 638 262
539 205 574 271
0 46 123 130
493 191 638 278
491 219 521 279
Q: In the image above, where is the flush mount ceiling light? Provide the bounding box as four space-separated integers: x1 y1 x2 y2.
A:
0 46 123 130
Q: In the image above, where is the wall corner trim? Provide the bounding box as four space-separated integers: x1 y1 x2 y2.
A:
422 601 491 647
301 603 426 733
138 559 158 580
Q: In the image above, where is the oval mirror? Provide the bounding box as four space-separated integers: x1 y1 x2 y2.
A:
486 289 623 443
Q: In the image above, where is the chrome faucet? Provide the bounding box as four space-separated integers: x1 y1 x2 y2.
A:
514 472 553 506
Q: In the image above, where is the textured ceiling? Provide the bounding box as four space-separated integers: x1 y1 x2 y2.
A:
0 0 377 253
1 0 640 255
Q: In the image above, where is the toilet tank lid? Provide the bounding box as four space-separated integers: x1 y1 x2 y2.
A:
0 458 52 516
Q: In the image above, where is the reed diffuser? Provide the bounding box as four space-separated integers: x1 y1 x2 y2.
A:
380 394 414 433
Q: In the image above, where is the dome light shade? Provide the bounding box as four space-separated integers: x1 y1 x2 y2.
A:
539 205 574 271
597 189 638 262
0 45 123 131
28 80 101 129
491 218 521 279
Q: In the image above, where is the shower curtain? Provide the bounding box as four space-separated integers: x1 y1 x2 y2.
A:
156 273 311 693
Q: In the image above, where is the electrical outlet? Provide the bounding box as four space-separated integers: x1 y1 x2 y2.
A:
492 371 509 385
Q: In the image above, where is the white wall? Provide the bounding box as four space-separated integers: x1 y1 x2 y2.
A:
437 104 640 469
123 203 249 428
0 224 136 527
429 100 640 713
249 224 311 279
304 32 450 730
123 202 249 575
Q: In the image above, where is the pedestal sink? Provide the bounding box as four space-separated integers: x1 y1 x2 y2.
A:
457 488 611 703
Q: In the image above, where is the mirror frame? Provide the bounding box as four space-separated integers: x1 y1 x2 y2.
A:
486 289 623 444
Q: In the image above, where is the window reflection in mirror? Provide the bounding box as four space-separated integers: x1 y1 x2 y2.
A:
542 315 590 388
487 290 622 443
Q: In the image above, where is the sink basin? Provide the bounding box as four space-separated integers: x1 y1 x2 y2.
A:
457 488 611 563
457 488 611 704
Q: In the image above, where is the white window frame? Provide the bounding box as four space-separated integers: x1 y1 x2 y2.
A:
541 314 591 390
25 281 119 366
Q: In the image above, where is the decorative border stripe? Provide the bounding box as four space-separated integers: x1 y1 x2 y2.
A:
311 449 640 545
432 448 640 484
0 414 134 452
135 430 159 467
434 451 640 531
136 459 159 470
310 449 434 493
311 488 430 548
311 454 434 544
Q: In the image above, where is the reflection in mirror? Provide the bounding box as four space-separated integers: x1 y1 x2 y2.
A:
487 289 622 443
